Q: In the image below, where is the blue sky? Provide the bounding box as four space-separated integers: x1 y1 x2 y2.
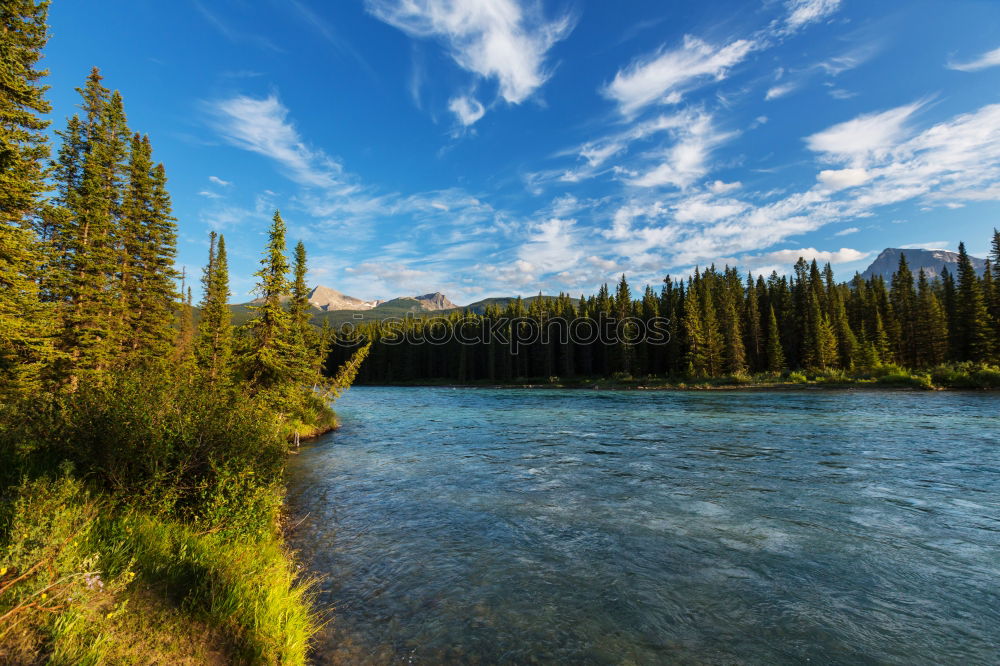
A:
41 0 1000 303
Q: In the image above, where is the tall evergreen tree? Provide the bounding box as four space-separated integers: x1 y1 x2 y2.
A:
53 69 132 381
953 242 992 362
743 275 764 372
765 305 786 373
889 253 918 367
988 229 1000 353
196 232 232 382
289 240 312 346
240 210 301 391
916 269 948 367
0 0 57 396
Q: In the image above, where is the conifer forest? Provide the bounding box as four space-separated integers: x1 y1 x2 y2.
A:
3 1 1000 663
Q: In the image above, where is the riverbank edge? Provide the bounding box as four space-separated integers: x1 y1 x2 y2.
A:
0 399 341 664
354 374 1000 392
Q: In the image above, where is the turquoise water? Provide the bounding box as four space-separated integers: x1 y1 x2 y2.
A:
285 387 1000 664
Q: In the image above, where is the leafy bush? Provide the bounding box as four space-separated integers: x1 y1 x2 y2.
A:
0 369 286 522
931 362 1000 389
787 371 809 384
876 371 934 390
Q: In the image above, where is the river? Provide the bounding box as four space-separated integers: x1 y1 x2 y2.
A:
285 387 1000 664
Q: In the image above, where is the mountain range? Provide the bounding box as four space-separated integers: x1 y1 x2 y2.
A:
860 248 986 282
236 247 989 326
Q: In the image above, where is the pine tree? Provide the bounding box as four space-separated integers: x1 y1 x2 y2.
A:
132 147 177 360
940 266 957 360
701 275 724 376
743 275 764 372
829 285 858 370
0 0 57 396
889 253 918 367
196 232 232 382
988 229 1000 356
872 310 890 368
611 274 634 375
954 241 992 362
53 69 132 381
916 269 948 367
289 239 317 380
683 274 708 376
765 305 785 372
289 240 312 346
240 210 300 391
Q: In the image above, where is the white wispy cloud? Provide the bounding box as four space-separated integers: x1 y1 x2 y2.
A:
517 217 582 275
948 45 1000 72
209 176 232 187
628 111 734 189
765 83 797 100
783 0 842 33
198 190 222 199
366 0 573 110
901 242 950 251
570 100 1000 278
806 102 922 166
208 94 345 189
834 227 860 236
448 94 486 126
604 36 756 116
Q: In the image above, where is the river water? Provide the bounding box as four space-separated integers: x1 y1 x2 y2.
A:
285 387 1000 664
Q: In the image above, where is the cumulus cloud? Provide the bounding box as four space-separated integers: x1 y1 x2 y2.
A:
448 94 486 126
948 46 1000 72
604 35 755 116
366 0 573 105
742 246 869 267
708 180 741 194
817 168 870 190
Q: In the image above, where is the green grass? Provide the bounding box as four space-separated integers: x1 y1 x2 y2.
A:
0 474 317 664
0 369 330 664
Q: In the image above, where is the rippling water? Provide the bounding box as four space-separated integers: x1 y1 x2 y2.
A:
285 387 1000 664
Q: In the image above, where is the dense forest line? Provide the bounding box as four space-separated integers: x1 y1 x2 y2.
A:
328 236 1000 387
1 2 364 662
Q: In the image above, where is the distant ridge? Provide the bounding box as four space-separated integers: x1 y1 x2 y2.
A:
861 248 986 281
308 285 382 311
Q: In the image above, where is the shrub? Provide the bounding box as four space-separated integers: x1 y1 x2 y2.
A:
931 362 1000 389
0 369 287 520
876 371 934 389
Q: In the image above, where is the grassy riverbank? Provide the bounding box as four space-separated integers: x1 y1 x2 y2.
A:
360 361 1000 391
0 371 332 664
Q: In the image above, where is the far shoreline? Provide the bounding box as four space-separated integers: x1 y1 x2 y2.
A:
346 381 997 392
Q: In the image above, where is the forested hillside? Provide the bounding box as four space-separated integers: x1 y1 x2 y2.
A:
328 236 1000 388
